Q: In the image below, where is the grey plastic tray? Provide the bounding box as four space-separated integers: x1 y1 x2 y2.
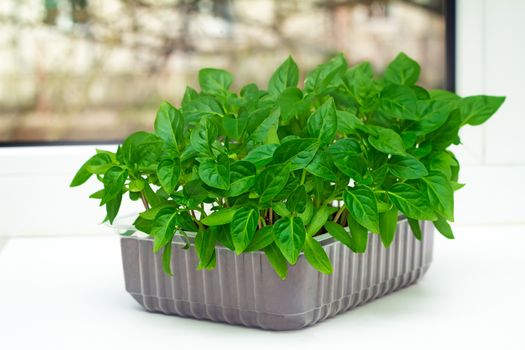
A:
120 218 434 330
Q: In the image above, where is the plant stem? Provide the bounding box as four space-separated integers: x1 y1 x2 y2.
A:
300 169 307 185
334 205 345 223
269 208 273 224
140 191 149 210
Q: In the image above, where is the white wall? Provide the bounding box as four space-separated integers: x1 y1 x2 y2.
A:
454 0 525 225
0 0 524 237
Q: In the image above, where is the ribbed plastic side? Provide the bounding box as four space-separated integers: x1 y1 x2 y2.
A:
120 219 434 330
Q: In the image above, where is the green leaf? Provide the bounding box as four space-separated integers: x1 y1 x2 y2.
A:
198 68 233 95
324 221 353 248
433 216 454 239
255 163 290 204
154 101 184 150
118 132 163 170
139 203 176 220
307 98 337 146
378 84 418 120
347 215 368 253
106 191 123 224
388 183 437 220
182 96 223 123
198 154 230 190
384 52 420 86
162 242 173 276
152 212 178 253
272 202 291 218
278 87 304 122
263 243 288 280
388 155 428 179
230 207 259 254
216 224 235 250
227 161 256 197
70 153 113 187
408 218 423 240
343 185 380 233
143 183 161 207
156 158 181 194
378 207 398 247
306 205 337 236
268 56 299 96
286 185 308 214
459 95 505 126
243 144 278 169
333 154 367 181
422 110 462 152
272 138 319 171
421 172 454 221
304 53 347 92
368 127 406 156
129 178 145 192
304 235 333 274
411 100 450 135
245 226 274 252
336 110 363 134
305 151 339 181
298 199 314 225
328 138 362 157
102 166 127 204
272 216 306 264
195 227 218 270
190 118 218 156
249 108 280 144
222 115 246 139
85 153 114 175
201 207 238 226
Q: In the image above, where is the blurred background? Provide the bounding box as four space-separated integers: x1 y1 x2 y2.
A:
1 1 525 348
0 0 448 143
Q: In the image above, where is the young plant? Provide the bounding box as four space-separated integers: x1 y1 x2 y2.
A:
71 53 504 279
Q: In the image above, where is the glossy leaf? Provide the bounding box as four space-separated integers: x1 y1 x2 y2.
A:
272 138 319 171
201 207 238 226
268 56 299 96
198 68 233 95
154 101 184 150
433 216 454 239
195 227 218 269
421 171 454 221
272 216 306 264
347 215 368 253
384 52 420 86
378 207 398 247
245 226 274 252
255 163 290 204
324 221 353 248
388 183 437 221
459 95 505 126
304 235 333 274
343 185 380 233
307 98 337 146
198 154 230 190
230 207 259 254
368 127 406 156
388 155 428 179
263 243 288 280
157 158 181 194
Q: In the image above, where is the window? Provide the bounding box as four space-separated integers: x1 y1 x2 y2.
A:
0 0 453 144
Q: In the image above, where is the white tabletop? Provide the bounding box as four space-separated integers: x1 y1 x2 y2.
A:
0 225 524 350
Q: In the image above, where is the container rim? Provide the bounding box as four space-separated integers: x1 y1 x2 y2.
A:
111 213 409 250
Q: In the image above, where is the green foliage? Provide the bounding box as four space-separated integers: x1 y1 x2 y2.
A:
71 52 504 279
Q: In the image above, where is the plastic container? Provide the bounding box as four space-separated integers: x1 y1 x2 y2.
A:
115 217 434 330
